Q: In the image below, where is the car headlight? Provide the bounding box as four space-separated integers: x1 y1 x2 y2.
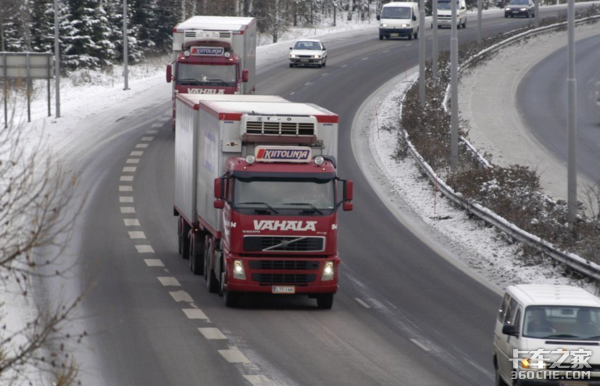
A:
505 7 511 10
401 23 408 27
313 55 321 59
520 7 527 10
381 23 388 27
233 260 246 280
322 261 335 281
290 54 296 58
520 358 549 370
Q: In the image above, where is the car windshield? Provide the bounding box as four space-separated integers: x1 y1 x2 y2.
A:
438 0 459 10
176 63 237 86
234 177 335 215
293 41 321 50
523 306 600 340
509 0 528 5
381 6 412 19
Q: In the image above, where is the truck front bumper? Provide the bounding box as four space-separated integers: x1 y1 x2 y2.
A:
224 255 340 295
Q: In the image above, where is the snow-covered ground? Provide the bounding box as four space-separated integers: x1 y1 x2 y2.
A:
5 8 599 305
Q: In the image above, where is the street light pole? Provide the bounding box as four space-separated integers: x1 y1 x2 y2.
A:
419 0 426 107
54 0 60 118
123 0 129 90
566 0 578 228
450 0 459 171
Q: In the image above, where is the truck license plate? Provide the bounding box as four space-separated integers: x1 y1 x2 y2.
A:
272 286 295 294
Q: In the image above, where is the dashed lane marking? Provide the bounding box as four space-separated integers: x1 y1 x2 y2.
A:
135 245 154 253
141 136 154 142
119 185 133 192
410 339 431 352
144 259 164 267
147 129 159 134
150 123 162 128
120 175 134 182
218 349 250 363
244 375 274 386
119 196 134 203
182 308 208 320
135 143 149 149
126 158 140 164
128 231 146 239
158 277 181 287
169 291 193 302
130 151 144 157
198 328 227 340
355 298 371 309
122 166 137 172
123 219 140 226
120 207 135 213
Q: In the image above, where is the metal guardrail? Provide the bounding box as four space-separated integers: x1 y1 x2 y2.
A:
405 15 600 281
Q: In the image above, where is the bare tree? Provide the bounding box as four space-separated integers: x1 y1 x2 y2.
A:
0 112 85 385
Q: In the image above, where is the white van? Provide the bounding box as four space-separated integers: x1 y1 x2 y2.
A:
494 285 600 385
377 2 420 41
434 0 467 29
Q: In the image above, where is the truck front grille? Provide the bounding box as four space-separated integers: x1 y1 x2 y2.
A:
249 260 320 270
243 236 325 252
245 121 315 137
251 274 316 285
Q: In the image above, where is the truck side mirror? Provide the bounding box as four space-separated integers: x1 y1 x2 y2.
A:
166 64 172 83
214 199 224 209
242 69 249 83
343 202 353 211
345 180 354 201
376 15 381 20
214 177 223 199
412 14 417 21
502 324 519 337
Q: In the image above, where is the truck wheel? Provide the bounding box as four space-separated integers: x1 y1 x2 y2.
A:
414 31 418 39
408 34 413 41
317 294 334 309
379 34 383 40
222 274 240 307
188 233 204 275
204 242 219 293
462 19 467 28
289 63 294 68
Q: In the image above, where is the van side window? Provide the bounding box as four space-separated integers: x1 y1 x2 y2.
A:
504 298 518 325
498 294 510 322
512 308 522 331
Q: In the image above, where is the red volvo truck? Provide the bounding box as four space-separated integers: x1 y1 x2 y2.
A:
173 94 354 309
166 16 257 127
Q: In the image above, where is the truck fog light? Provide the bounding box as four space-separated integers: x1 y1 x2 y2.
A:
314 155 325 165
233 260 246 280
322 262 334 281
184 50 190 57
245 155 256 164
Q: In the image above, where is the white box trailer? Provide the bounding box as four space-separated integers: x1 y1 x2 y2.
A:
173 94 340 233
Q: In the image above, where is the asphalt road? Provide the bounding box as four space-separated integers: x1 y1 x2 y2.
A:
517 33 600 184
37 7 591 386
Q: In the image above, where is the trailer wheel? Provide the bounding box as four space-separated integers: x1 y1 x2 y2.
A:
317 294 334 309
179 219 190 259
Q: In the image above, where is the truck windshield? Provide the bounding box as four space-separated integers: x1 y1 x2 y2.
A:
381 7 411 19
234 178 335 215
438 0 459 10
522 306 600 340
176 63 237 87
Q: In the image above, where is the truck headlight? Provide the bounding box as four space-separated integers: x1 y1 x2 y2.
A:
290 54 296 58
520 358 548 369
401 23 408 27
381 23 388 27
233 260 246 280
322 262 335 281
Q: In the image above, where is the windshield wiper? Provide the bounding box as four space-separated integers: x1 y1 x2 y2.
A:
207 78 231 86
178 78 202 85
237 201 278 214
543 334 580 339
282 202 323 215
